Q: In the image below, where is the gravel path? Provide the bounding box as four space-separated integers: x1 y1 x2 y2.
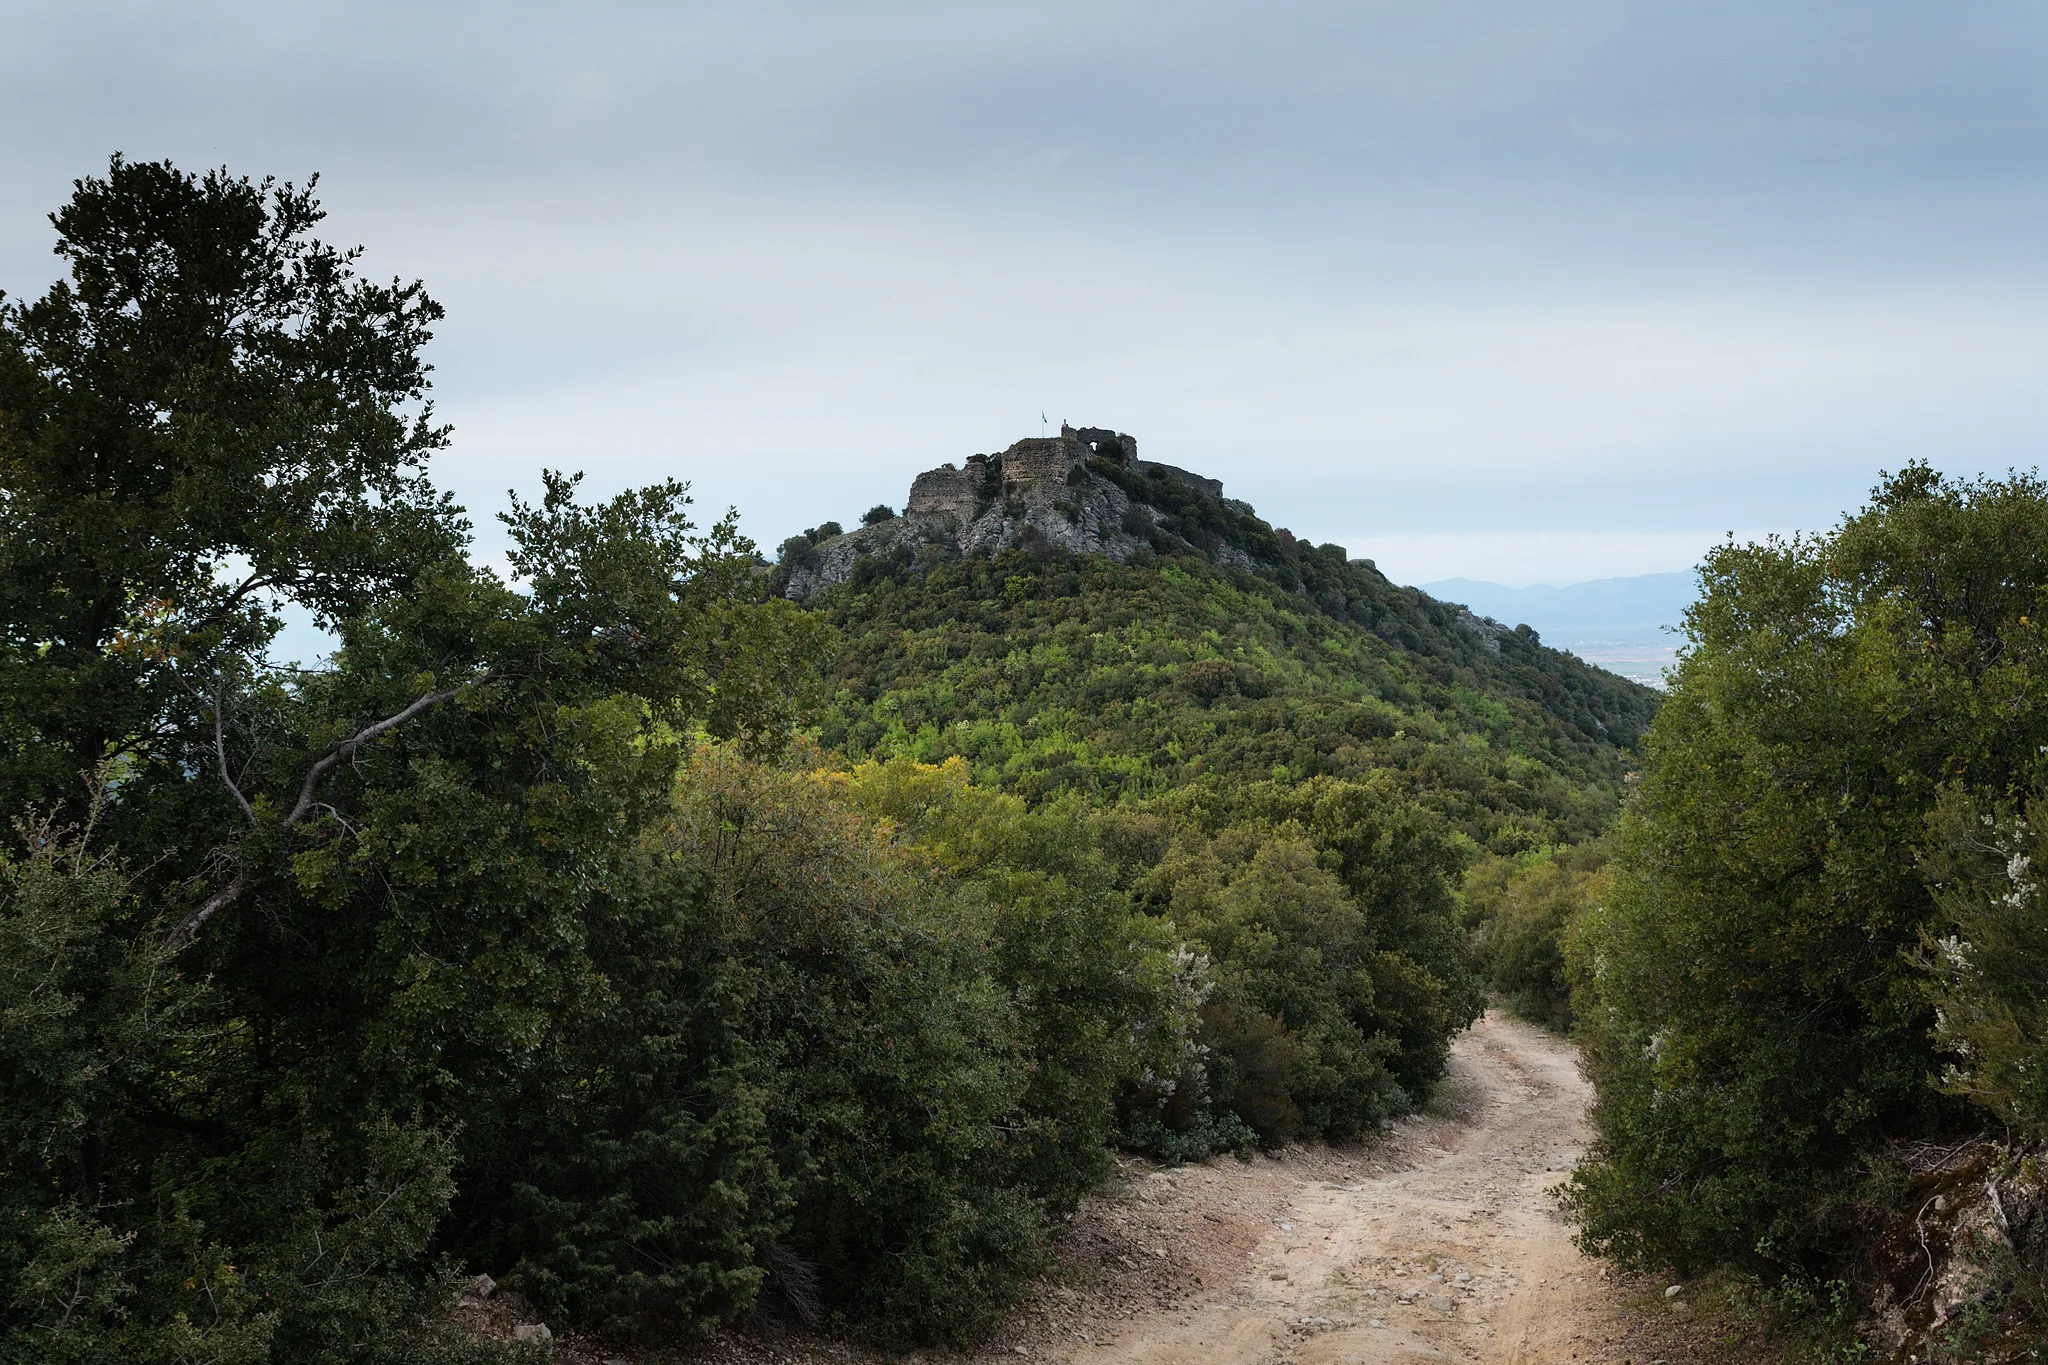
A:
573 1011 1709 1365
988 1010 1682 1365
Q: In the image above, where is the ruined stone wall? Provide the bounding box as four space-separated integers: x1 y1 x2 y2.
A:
1063 425 1138 464
1135 460 1224 500
905 464 980 522
782 424 1270 602
1000 438 1079 490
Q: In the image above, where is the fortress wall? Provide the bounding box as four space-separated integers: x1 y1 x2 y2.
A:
1065 426 1138 464
1001 438 1080 489
906 428 1152 525
906 465 980 521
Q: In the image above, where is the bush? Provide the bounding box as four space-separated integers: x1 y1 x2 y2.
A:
654 748 1042 1342
1565 466 2048 1281
621 747 1193 1344
0 812 483 1365
841 757 1196 1207
1462 840 1609 1030
1113 775 1482 1147
1922 791 2048 1141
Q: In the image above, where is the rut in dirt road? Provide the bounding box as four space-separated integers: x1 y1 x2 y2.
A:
1038 1011 1646 1365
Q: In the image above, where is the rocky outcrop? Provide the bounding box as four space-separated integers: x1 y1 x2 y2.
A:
1846 1138 2048 1360
1453 608 1509 654
781 425 1253 601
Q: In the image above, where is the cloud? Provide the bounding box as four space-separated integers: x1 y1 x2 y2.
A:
5 1 2047 579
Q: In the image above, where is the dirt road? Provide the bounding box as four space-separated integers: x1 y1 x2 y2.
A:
603 1011 1702 1365
982 1010 1680 1365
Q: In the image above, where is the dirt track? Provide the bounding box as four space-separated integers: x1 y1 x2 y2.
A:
968 1010 1687 1365
590 1011 1705 1365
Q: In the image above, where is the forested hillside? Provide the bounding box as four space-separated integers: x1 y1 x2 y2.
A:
783 433 1658 850
769 445 1661 1180
805 547 1650 850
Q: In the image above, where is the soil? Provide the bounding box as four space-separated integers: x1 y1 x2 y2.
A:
495 1011 1747 1365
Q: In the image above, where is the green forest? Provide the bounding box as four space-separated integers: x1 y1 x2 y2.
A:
6 157 2048 1364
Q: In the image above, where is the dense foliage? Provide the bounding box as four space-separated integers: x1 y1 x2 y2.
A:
1924 792 2048 1142
487 745 1194 1345
1565 467 2048 1292
809 547 1654 852
1110 775 1483 1143
1460 839 1610 1032
0 159 1199 1360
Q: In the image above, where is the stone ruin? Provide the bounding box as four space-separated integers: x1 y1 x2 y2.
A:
905 425 1148 521
780 424 1252 600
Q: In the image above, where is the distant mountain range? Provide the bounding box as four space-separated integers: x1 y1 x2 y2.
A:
1419 573 1698 686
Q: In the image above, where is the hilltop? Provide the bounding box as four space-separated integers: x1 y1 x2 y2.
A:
780 425 1251 596
774 425 1660 850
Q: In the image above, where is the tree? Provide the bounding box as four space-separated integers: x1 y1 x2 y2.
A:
1116 774 1480 1145
1565 466 2048 1277
1462 840 1609 1031
0 158 829 1361
0 157 459 833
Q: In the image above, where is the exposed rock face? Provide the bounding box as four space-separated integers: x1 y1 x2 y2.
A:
781 424 1249 600
1453 608 1508 654
1848 1138 2048 1359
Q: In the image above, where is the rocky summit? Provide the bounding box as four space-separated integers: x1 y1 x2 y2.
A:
779 424 1268 600
776 423 1533 662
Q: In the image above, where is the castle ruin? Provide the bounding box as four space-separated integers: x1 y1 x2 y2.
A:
783 424 1248 600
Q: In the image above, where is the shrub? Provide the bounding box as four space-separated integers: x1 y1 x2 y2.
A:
1462 840 1609 1030
1115 776 1481 1146
654 748 1037 1343
1565 466 2048 1280
0 812 483 1365
842 757 1196 1207
1922 791 2048 1140
621 748 1194 1344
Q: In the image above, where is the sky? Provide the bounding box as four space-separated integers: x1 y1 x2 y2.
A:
4 1 2046 586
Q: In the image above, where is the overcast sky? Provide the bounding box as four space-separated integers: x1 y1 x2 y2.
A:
6 2 2046 585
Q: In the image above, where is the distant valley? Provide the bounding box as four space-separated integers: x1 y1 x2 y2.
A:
1420 572 1698 686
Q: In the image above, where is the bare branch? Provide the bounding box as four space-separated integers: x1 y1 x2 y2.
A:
163 872 254 952
172 568 291 644
214 682 256 824
220 568 275 612
285 682 475 826
166 671 493 952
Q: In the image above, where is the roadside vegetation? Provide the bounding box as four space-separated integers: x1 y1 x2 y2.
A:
1459 839 1610 1032
1565 468 2048 1358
